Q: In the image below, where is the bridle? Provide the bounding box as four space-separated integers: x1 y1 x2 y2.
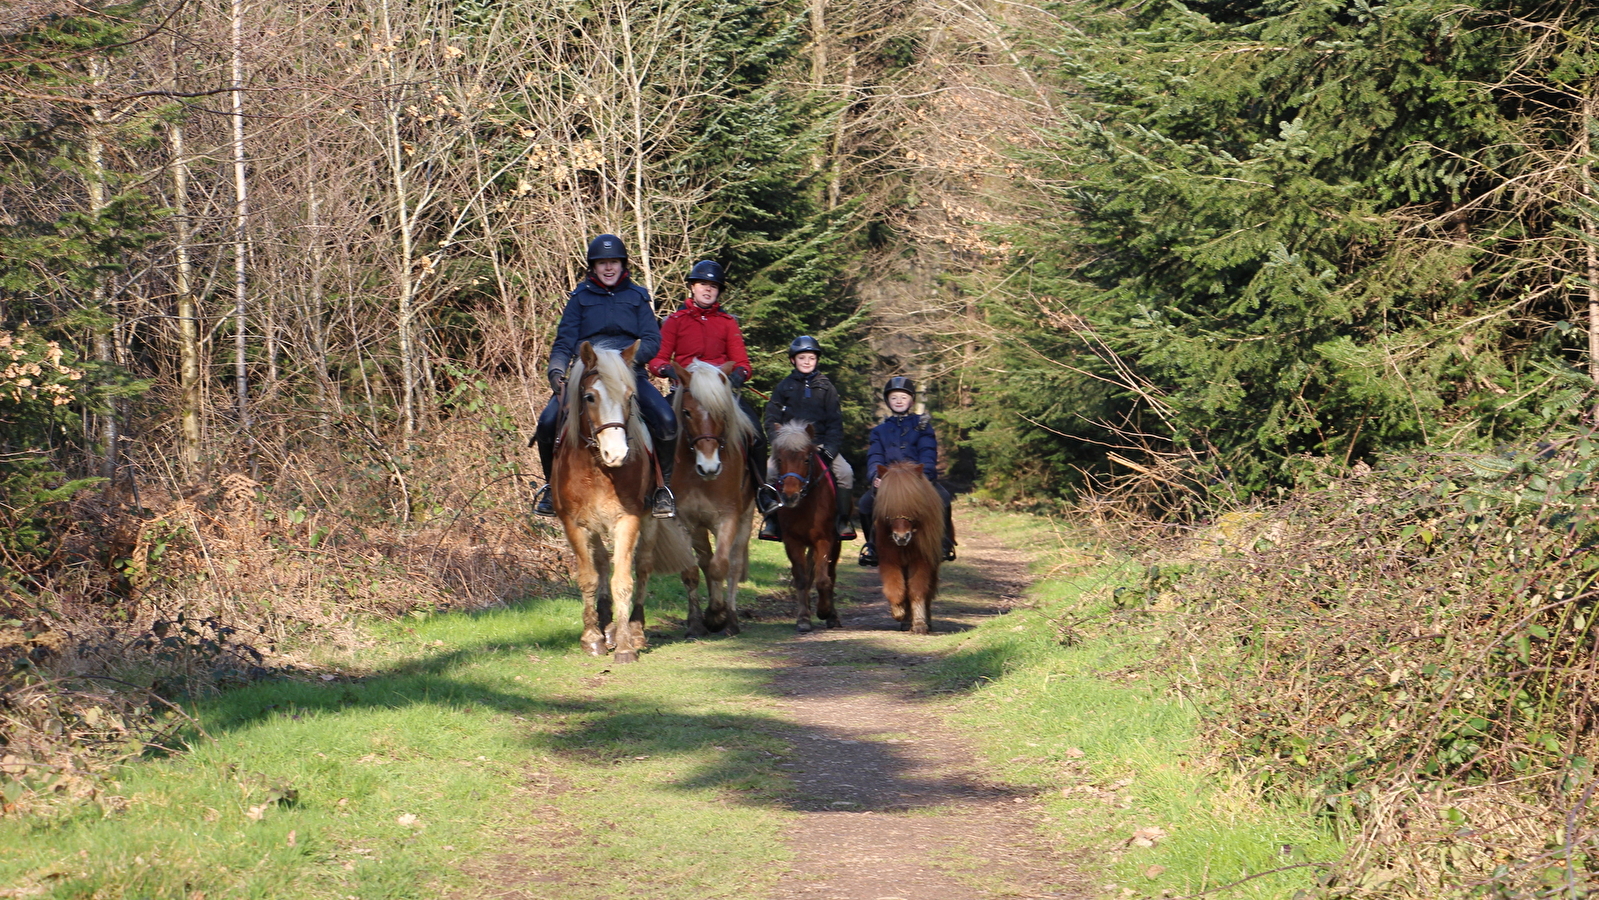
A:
578 374 633 449
775 450 818 505
888 515 916 545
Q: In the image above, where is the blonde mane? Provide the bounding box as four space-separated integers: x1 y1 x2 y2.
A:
562 347 651 457
674 360 754 448
875 461 945 563
771 420 816 455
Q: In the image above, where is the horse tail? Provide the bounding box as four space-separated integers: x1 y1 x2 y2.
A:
641 517 697 576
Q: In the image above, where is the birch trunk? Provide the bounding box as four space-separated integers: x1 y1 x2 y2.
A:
231 0 253 455
87 55 117 479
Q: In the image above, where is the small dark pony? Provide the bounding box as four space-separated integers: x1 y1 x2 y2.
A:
872 461 946 634
770 421 841 632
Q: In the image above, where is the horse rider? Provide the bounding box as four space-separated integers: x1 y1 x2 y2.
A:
759 335 855 542
857 376 956 566
645 259 780 514
531 234 678 519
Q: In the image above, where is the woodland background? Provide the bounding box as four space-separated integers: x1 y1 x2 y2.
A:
7 0 1599 895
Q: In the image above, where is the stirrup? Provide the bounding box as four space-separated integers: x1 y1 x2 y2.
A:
758 516 781 541
858 544 878 567
943 546 956 562
755 484 782 515
651 486 676 519
532 484 557 518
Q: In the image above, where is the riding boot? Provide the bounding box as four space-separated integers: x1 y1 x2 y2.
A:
835 488 856 542
533 431 557 517
942 491 957 561
758 514 781 542
858 542 878 567
652 435 678 518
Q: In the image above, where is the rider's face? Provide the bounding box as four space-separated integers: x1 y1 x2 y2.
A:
592 258 624 287
690 281 721 307
792 352 818 374
887 391 913 414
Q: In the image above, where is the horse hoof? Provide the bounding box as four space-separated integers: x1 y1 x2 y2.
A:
911 623 929 635
725 620 741 637
613 650 639 664
583 640 608 657
702 610 729 633
825 617 842 629
796 619 813 634
686 623 710 638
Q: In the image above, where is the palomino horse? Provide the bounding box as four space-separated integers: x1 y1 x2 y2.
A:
551 341 694 663
871 461 947 634
770 421 841 632
670 359 755 637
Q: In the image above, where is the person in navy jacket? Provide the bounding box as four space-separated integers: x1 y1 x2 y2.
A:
532 234 678 518
857 376 955 566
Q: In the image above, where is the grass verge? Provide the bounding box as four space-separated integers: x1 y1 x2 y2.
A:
928 503 1345 899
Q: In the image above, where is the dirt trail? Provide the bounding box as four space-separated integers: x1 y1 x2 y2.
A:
760 511 1093 900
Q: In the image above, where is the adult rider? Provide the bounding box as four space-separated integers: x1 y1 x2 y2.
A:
531 234 678 519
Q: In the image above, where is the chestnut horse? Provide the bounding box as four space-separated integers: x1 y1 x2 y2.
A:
551 341 694 663
670 359 755 637
872 461 946 634
770 421 841 632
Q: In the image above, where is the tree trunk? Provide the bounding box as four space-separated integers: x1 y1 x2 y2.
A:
171 116 201 468
87 54 118 479
231 0 253 461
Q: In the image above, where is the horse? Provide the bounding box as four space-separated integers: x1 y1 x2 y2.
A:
670 359 755 637
871 461 946 634
551 340 695 663
770 421 841 632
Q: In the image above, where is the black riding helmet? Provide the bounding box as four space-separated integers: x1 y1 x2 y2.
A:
788 335 823 358
882 376 916 403
586 233 628 264
686 259 725 287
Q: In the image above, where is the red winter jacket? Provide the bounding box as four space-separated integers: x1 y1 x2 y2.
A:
646 300 753 383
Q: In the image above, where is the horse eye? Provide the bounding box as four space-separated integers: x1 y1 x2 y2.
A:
583 392 596 403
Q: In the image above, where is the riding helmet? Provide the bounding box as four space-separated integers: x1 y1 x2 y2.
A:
686 259 725 287
882 376 917 402
787 335 823 358
586 233 628 263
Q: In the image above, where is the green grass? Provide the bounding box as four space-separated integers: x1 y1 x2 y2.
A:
923 504 1344 899
0 578 798 899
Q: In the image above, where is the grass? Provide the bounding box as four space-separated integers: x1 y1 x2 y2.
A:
924 503 1345 899
0 574 798 899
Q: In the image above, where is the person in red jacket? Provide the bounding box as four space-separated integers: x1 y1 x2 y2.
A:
646 260 778 512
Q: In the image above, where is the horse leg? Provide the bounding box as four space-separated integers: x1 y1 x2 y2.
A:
702 517 736 634
815 537 841 629
608 514 643 663
881 556 909 626
566 528 608 657
683 526 711 638
715 504 753 636
907 559 933 635
786 538 814 633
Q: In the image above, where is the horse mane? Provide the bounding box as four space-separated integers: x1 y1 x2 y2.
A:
676 360 753 448
875 461 945 563
772 420 816 454
562 347 651 457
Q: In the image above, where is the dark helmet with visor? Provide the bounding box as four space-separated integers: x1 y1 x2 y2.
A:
787 335 823 358
586 233 628 263
882 376 917 402
686 260 725 287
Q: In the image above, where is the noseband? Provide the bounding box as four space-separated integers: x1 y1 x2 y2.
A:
578 377 634 450
776 451 819 504
889 515 916 545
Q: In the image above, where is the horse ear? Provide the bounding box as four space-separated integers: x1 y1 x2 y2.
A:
718 361 736 376
620 340 640 368
579 341 597 369
672 361 690 384
875 464 888 479
804 423 815 439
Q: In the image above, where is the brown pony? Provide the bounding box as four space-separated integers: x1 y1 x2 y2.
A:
872 461 946 634
770 421 841 632
551 341 694 662
670 359 755 637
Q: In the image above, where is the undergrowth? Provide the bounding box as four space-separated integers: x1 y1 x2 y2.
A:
1135 434 1599 898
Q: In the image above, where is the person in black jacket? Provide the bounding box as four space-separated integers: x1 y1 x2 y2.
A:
856 376 955 566
759 335 855 541
532 234 677 518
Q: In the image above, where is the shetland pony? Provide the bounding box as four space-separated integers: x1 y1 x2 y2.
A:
872 461 946 634
552 341 694 662
670 360 755 637
770 421 841 632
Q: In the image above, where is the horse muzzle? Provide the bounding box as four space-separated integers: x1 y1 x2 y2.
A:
891 530 914 547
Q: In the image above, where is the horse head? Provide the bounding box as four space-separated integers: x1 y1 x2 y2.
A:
876 464 917 546
673 360 739 479
771 421 818 507
575 340 639 468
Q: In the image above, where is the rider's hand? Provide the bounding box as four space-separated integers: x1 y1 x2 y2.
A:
873 477 882 488
548 371 566 395
729 369 747 389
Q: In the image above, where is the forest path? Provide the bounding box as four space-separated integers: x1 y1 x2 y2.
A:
758 509 1095 899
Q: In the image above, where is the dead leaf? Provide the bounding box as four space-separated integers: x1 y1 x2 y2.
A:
396 813 421 827
1064 747 1086 758
286 830 296 847
245 804 267 821
1144 865 1166 879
